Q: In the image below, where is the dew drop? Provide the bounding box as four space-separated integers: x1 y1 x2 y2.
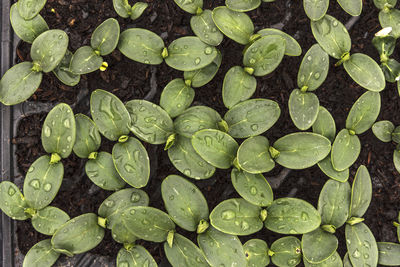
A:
67 136 72 142
43 183 52 192
221 210 235 220
204 47 213 55
44 126 51 137
169 195 175 200
63 119 71 129
8 187 16 196
183 169 192 177
307 55 312 61
250 186 257 195
301 212 309 221
142 219 150 225
30 179 40 190
130 209 136 215
251 124 259 131
105 200 114 207
332 20 339 27
352 249 361 258
131 192 141 202
314 72 321 79
118 262 129 267
195 57 201 65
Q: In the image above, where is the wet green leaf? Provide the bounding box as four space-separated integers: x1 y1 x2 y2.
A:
119 206 175 242
0 181 29 220
90 89 131 141
350 165 372 218
273 132 331 169
303 0 329 21
18 0 46 20
166 37 218 71
372 120 394 142
344 53 385 92
312 106 336 142
162 175 209 231
394 149 400 173
311 15 351 59
31 30 69 73
24 155 64 210
318 179 351 228
304 251 343 267
112 0 132 18
392 126 400 143
373 0 397 9
225 99 281 138
164 233 209 267
118 28 165 64
52 213 105 255
243 35 286 76
258 28 301 56
41 103 76 158
10 3 48 43
318 154 349 182
53 50 80 86
126 99 174 144
91 18 120 56
191 10 224 46
198 226 247 267
378 242 400 266
73 114 101 158
331 129 361 171
302 228 338 263
382 58 400 83
23 239 60 267
130 2 148 20
337 0 362 16
192 129 239 169
222 66 257 109
0 62 43 105
343 252 353 267
226 0 261 11
243 239 270 267
345 222 378 267
265 198 321 234
117 246 157 267
372 35 396 57
297 44 329 91
112 137 150 188
160 78 195 118
184 51 222 87
289 90 320 130
111 220 138 244
70 46 103 74
31 206 70 235
379 9 400 38
270 236 302 267
212 6 254 45
174 0 203 14
237 136 275 173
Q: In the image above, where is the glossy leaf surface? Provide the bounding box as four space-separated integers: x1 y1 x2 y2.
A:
243 239 270 267
53 50 80 86
130 2 148 20
303 0 329 21
303 251 342 267
345 223 378 267
112 0 132 18
258 28 301 56
73 114 101 158
70 46 103 74
91 18 120 55
350 165 372 218
160 78 195 118
318 155 349 182
337 0 362 16
184 51 222 88
111 221 138 244
289 90 320 130
116 246 157 267
379 9 400 38
22 239 60 267
270 236 302 267
174 0 203 14
0 181 29 220
377 242 400 266
31 206 70 236
331 129 361 171
237 136 275 174
190 10 224 46
226 0 261 11
373 0 397 9
312 106 336 142
18 0 46 20
302 228 338 263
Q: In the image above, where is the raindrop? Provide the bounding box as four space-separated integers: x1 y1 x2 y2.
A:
169 195 175 200
183 169 192 176
204 47 213 55
241 221 249 231
67 136 72 142
142 219 150 225
8 187 16 196
130 209 136 215
43 183 52 192
314 72 321 79
352 249 361 258
28 166 35 173
119 262 129 267
144 60 150 64
44 126 51 137
250 186 257 195
30 179 40 190
131 192 141 202
332 20 338 27
124 164 136 173
221 210 235 220
307 56 312 61
300 75 305 82
251 124 259 131
63 119 71 128
249 58 256 64
105 200 114 207
195 57 201 65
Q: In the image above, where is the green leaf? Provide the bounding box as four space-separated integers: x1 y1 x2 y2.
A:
184 51 222 87
258 28 302 56
226 0 261 11
312 106 336 142
117 246 157 267
164 233 209 267
382 58 400 83
17 0 46 20
394 149 400 173
212 6 254 45
112 0 132 18
318 154 349 182
302 228 338 263
265 198 321 234
311 15 351 59
118 28 165 65
210 198 263 235
160 78 195 118
273 132 331 169
0 62 43 105
378 242 400 266
73 114 101 158
349 165 372 218
165 37 218 71
225 99 281 138
270 236 302 267
85 152 126 191
198 226 247 267
0 181 29 220
331 129 361 171
343 252 353 267
237 136 275 173
192 129 239 169
53 50 80 86
31 206 70 235
31 30 69 73
222 66 257 109
191 10 224 46
51 213 105 255
70 46 103 74
243 239 270 267
23 239 60 267
379 9 400 38
392 126 400 143
372 35 396 57
112 137 150 188
231 169 273 207
162 175 209 232
130 2 148 20
41 103 76 158
91 18 120 56
373 0 397 9
119 206 175 242
97 188 149 229
343 53 386 92
372 120 394 142
303 0 329 21
10 3 49 43
168 136 216 179
111 220 138 244
289 90 320 130
243 35 286 76
297 44 329 91
125 99 174 144
345 223 378 267
174 0 203 14
90 89 131 141
337 0 362 16
318 179 351 228
304 251 343 267
24 155 64 210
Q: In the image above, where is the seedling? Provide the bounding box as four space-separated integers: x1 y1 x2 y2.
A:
304 0 362 20
113 0 148 20
17 0 47 20
373 0 400 38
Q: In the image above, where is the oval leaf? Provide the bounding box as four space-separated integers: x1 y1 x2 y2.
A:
226 0 261 11
31 206 70 236
378 242 400 266
18 0 46 20
312 106 336 142
270 236 302 267
237 136 275 173
111 220 138 244
304 251 343 267
350 165 372 218
53 50 80 86
243 239 270 267
0 181 29 220
190 10 224 46
117 246 157 267
289 90 320 130
91 18 120 56
130 3 148 20
113 0 132 18
73 114 101 159
184 51 222 88
23 239 60 267
303 0 329 21
258 28 302 56
338 0 362 16
70 46 103 74
302 228 338 263
331 129 361 171
318 155 349 182
160 78 195 118
379 9 400 38
174 0 203 14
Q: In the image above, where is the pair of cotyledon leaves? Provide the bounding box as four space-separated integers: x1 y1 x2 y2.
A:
304 0 362 19
113 0 148 21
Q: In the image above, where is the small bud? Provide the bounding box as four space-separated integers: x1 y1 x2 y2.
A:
161 48 169 59
232 157 241 171
50 8 56 13
269 146 280 159
88 152 98 160
197 220 210 234
348 129 356 136
300 86 308 93
100 61 108 71
184 79 192 87
244 67 255 75
218 120 229 133
346 217 365 225
267 249 275 257
31 62 42 73
249 34 261 43
24 207 36 217
97 216 107 228
167 230 175 248
124 243 135 251
196 7 203 15
118 135 129 143
260 209 268 222
164 134 176 151
50 153 61 164
321 224 336 234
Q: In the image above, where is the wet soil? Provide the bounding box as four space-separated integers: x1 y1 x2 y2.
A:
12 0 400 265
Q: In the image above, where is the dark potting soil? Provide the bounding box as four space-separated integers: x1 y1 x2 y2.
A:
12 0 400 265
